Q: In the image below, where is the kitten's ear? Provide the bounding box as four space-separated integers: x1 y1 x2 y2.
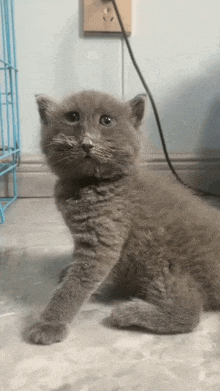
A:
35 94 56 125
129 94 147 129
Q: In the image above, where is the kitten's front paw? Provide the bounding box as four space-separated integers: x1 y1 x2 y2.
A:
24 321 69 345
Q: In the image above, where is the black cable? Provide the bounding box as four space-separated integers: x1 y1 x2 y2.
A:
111 0 220 199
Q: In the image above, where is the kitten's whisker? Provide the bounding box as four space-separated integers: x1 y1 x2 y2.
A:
54 155 73 164
92 148 112 162
51 134 78 148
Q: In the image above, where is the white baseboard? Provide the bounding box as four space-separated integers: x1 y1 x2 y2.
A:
2 152 220 197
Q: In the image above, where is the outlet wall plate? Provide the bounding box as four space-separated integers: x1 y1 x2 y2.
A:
83 0 131 35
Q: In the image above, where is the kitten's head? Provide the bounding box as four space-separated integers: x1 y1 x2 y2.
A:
36 90 146 180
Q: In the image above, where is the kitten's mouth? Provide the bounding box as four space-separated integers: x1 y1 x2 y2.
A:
82 150 95 160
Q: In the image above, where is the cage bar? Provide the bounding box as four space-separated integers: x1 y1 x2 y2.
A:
0 0 20 223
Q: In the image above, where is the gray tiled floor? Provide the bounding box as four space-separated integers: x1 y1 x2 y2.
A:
1 197 220 391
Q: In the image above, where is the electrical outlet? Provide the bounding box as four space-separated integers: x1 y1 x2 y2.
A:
83 0 131 35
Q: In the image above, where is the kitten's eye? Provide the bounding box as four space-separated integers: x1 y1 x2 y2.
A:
65 111 80 123
100 115 112 126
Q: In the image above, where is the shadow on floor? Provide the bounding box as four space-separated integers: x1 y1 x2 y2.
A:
1 252 73 308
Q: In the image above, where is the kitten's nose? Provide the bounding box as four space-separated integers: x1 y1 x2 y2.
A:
81 138 94 154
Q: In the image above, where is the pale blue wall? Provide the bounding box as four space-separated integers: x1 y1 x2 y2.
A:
14 0 220 154
126 0 220 154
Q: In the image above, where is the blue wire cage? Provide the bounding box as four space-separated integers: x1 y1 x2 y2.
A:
0 0 20 223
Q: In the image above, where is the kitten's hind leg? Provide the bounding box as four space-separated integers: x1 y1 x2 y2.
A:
108 271 203 334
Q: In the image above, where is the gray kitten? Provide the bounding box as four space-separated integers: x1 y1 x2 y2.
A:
25 90 220 345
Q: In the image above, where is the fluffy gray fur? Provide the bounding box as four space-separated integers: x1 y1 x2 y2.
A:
25 90 220 345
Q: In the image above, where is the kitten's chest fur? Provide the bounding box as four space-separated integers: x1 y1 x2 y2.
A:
54 177 130 244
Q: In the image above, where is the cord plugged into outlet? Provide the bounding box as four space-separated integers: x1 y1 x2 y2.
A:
83 0 131 35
